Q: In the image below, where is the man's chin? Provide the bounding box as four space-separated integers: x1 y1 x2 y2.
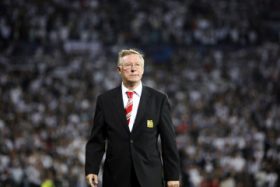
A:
127 80 141 85
128 78 140 82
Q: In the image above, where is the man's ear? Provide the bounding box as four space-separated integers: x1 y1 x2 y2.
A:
117 66 121 74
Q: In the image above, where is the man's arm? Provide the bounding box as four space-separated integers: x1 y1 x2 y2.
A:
158 95 180 186
85 96 106 178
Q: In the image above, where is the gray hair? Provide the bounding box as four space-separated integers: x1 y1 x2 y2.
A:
118 49 145 66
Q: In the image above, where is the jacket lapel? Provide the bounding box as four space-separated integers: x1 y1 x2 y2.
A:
112 86 130 134
132 87 149 133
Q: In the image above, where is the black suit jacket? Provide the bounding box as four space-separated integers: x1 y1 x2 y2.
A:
85 86 180 187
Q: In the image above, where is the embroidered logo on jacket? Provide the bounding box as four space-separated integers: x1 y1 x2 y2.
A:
147 120 154 128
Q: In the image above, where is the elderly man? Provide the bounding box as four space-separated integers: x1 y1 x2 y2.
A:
85 49 180 187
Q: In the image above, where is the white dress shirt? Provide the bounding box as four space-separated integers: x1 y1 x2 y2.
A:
122 82 142 131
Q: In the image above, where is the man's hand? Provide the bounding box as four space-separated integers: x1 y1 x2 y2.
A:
86 174 98 187
167 180 180 187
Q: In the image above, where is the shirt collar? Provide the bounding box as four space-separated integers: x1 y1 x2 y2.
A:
122 82 142 97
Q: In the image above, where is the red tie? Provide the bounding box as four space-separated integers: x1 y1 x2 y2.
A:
125 91 134 124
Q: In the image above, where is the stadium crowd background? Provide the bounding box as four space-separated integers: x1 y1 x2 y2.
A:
0 0 279 186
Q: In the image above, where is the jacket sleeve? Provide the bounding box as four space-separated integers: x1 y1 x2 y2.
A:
158 95 180 181
85 96 106 175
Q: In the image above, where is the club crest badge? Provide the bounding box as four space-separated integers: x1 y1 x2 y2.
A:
147 120 154 128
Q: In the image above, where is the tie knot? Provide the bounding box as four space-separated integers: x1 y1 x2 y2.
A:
126 91 134 99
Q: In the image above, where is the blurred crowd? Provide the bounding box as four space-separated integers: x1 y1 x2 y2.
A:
0 0 279 187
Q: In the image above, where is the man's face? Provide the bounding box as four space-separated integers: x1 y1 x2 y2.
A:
118 54 144 86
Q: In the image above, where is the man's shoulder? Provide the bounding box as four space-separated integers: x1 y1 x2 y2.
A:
97 85 167 99
98 86 121 98
143 86 167 98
